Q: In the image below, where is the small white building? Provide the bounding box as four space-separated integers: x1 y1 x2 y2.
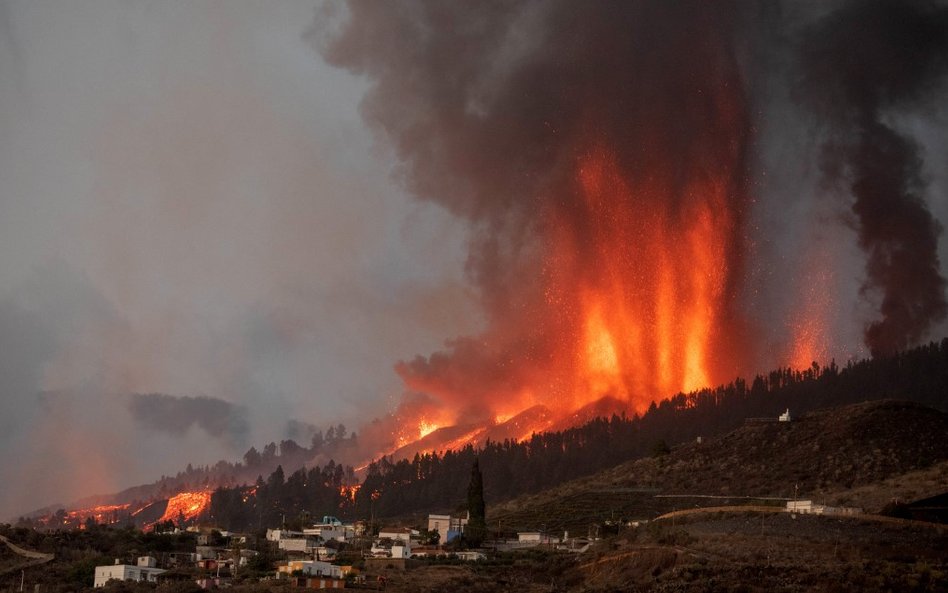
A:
378 527 418 544
304 525 352 542
427 513 468 542
94 558 166 588
276 559 342 579
786 500 861 516
779 409 791 422
517 532 560 545
299 561 342 579
391 543 411 559
427 514 451 534
278 537 320 553
266 528 304 542
786 500 813 513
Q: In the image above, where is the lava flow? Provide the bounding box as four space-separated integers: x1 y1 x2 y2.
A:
156 490 212 525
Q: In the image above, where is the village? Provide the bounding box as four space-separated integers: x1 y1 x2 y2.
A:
89 503 867 590
88 511 596 590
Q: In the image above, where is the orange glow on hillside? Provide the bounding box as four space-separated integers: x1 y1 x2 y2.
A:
158 490 212 525
417 420 439 439
65 503 132 527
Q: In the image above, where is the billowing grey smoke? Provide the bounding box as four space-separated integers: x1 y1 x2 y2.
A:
128 393 249 443
798 0 948 356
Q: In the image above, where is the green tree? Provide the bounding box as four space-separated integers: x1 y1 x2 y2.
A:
465 458 487 548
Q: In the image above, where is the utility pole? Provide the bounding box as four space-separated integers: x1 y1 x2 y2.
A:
20 569 24 592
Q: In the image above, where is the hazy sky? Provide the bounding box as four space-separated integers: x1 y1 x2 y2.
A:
0 1 478 518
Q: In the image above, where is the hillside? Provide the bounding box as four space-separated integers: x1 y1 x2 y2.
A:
24 339 948 531
491 400 948 532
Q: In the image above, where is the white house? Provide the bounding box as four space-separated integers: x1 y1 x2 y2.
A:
266 528 304 542
427 514 451 534
779 409 791 422
303 525 351 542
278 537 320 553
301 561 342 579
378 527 418 544
427 513 468 541
391 543 411 559
93 558 166 588
785 500 861 516
517 532 560 545
276 560 342 579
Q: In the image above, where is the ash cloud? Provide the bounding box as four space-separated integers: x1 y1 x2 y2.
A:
319 0 948 429
319 1 761 415
128 393 249 442
797 0 948 356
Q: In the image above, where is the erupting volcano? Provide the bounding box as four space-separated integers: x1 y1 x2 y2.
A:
320 0 948 454
325 1 756 444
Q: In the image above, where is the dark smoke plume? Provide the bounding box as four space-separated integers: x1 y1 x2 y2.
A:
128 393 248 442
317 1 758 414
798 0 948 356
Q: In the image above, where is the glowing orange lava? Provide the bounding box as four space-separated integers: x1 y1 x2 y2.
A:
394 140 748 450
67 503 130 523
542 147 738 413
157 490 212 525
417 420 439 439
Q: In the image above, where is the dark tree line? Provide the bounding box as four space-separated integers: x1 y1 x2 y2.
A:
90 423 358 515
208 459 357 531
205 340 948 530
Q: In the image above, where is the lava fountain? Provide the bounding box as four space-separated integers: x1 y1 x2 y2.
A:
321 2 757 439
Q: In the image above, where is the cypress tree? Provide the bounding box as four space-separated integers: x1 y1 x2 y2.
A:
466 457 487 547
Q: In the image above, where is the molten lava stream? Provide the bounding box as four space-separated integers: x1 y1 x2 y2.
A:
157 490 212 525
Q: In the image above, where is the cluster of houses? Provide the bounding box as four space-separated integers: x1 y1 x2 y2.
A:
93 529 258 589
91 510 590 589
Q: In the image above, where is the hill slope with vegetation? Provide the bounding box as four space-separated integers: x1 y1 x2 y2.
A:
207 340 948 529
491 400 948 532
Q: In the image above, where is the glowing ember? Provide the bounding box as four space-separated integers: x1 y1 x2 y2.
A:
157 490 212 525
787 241 835 371
417 420 439 439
